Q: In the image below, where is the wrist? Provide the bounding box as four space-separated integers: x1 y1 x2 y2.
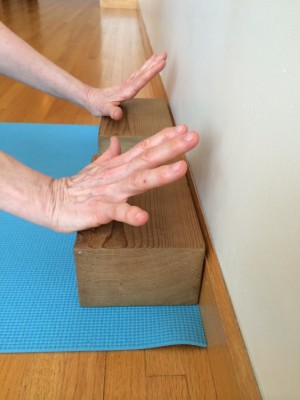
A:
84 85 98 116
0 151 57 229
73 81 92 111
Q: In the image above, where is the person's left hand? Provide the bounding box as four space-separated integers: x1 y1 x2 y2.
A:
85 52 167 120
47 125 199 233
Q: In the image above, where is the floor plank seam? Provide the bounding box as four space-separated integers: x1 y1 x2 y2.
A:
102 351 107 400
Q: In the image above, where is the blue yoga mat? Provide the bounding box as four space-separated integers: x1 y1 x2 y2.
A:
0 122 206 353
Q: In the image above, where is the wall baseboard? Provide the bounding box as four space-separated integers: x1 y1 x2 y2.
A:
137 3 261 398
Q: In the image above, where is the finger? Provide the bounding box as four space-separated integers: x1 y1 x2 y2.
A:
126 59 166 94
76 136 122 179
141 52 167 75
129 53 167 80
96 136 121 162
138 53 166 75
126 131 199 172
137 54 157 73
141 52 167 69
123 54 167 98
72 129 198 189
111 107 123 121
105 202 149 226
120 160 188 197
104 102 123 120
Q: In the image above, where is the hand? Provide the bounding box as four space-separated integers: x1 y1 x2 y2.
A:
85 52 167 120
48 125 199 233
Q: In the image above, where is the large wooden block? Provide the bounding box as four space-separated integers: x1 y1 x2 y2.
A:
74 135 205 306
74 99 205 306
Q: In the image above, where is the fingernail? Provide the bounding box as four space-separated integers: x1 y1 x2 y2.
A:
184 132 194 142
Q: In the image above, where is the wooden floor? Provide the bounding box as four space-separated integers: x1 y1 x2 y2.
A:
0 1 217 398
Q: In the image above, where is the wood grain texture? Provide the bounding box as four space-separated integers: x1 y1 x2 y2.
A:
104 351 146 400
145 346 186 376
145 346 217 400
0 352 105 400
146 376 190 400
99 98 173 140
76 245 203 306
75 133 205 306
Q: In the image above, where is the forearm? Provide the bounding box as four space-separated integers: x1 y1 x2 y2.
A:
0 150 55 228
0 22 90 109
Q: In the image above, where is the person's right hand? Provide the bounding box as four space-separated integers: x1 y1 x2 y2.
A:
85 53 167 120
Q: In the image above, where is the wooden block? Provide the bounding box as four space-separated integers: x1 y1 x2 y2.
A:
74 98 205 306
74 136 204 306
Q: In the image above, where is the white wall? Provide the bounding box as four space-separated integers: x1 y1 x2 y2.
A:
139 1 300 399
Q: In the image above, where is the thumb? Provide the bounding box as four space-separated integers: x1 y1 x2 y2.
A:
105 203 149 226
106 104 123 120
95 136 121 163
